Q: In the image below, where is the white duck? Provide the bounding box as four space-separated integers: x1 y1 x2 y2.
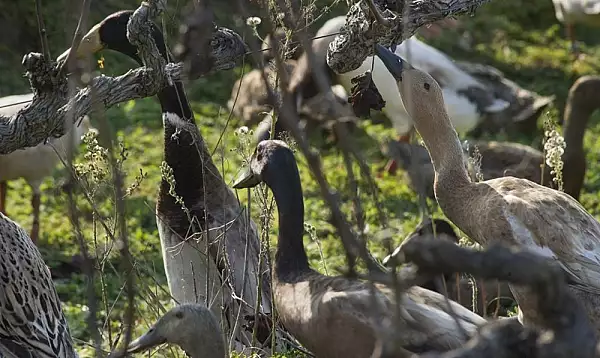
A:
0 93 96 243
313 16 509 142
552 0 600 52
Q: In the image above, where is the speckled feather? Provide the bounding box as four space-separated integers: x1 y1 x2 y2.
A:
0 213 78 358
485 177 600 288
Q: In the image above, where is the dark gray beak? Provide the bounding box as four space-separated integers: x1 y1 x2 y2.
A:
232 166 262 189
375 44 407 81
126 327 166 354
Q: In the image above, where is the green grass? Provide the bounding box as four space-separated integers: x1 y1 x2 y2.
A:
3 0 600 356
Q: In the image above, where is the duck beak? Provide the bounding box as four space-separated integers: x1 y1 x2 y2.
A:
374 44 407 81
56 22 104 63
126 327 166 354
232 167 262 189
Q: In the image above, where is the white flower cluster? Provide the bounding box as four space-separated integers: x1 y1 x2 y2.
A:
246 16 262 27
544 129 566 189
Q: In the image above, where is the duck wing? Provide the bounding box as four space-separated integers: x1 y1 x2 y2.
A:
487 177 600 293
0 214 78 358
454 61 554 124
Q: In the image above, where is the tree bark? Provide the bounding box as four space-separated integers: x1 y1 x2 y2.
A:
326 0 494 73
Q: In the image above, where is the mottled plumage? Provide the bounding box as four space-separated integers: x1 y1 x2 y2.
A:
0 213 78 357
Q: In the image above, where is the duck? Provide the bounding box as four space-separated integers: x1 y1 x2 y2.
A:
289 15 552 173
374 44 600 332
126 303 227 358
0 92 96 243
229 60 355 143
228 61 298 126
57 10 274 349
232 139 486 357
384 218 515 317
253 84 354 143
0 212 78 357
0 211 225 358
551 0 600 53
382 75 600 203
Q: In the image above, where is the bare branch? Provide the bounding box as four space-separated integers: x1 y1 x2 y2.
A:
326 0 493 73
398 237 599 358
0 18 245 155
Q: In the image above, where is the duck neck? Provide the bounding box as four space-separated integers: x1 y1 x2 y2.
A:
562 80 600 199
267 164 311 280
114 29 219 231
179 340 225 358
413 109 472 213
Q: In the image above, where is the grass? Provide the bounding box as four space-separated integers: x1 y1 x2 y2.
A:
3 0 600 356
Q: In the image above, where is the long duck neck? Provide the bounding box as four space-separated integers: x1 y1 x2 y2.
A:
265 157 311 281
411 103 473 221
116 23 219 231
561 76 600 200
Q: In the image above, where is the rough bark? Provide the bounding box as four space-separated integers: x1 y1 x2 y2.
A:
0 3 245 155
326 0 493 73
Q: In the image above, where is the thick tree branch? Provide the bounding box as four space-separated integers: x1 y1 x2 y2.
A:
397 237 599 358
326 0 493 73
0 4 245 155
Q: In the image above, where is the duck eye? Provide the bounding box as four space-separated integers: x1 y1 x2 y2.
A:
175 311 184 319
424 83 430 91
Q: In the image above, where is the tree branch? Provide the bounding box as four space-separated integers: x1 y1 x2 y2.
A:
397 237 599 358
0 7 246 155
326 0 493 73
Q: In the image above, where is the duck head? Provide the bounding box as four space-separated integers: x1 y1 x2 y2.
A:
374 44 447 125
126 303 224 356
233 139 296 189
56 10 166 64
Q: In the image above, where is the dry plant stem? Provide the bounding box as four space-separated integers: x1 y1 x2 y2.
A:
34 0 51 59
400 238 598 358
0 29 244 156
337 123 367 237
267 0 386 276
60 0 102 354
326 0 493 72
59 0 92 77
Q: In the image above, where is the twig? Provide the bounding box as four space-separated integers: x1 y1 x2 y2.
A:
263 0 386 277
34 0 51 59
365 0 390 27
0 28 245 155
326 0 493 73
58 0 92 76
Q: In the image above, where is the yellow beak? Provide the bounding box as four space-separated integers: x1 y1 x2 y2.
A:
56 22 104 63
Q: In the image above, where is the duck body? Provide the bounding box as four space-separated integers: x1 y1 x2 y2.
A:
439 176 600 328
0 212 78 357
373 44 600 332
233 140 485 357
317 16 509 137
553 0 600 26
275 272 484 357
552 0 600 52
